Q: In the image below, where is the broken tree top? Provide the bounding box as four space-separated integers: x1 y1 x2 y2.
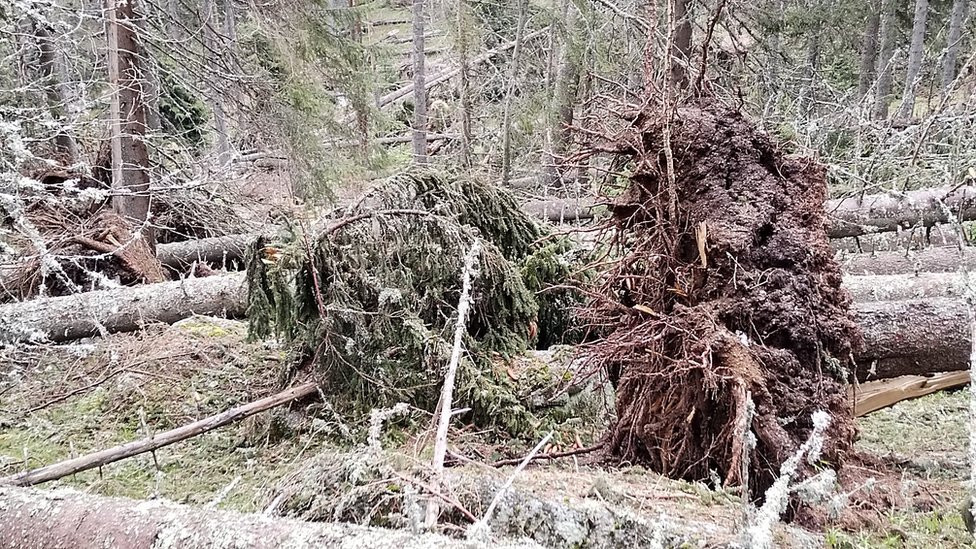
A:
583 104 858 497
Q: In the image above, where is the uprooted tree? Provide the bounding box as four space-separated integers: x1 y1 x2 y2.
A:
247 172 587 435
582 104 860 499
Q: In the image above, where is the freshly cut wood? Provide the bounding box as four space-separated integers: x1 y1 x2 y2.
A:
3 382 317 486
844 272 970 301
828 186 976 238
0 486 511 549
0 272 246 343
854 298 970 380
840 246 976 275
852 371 970 416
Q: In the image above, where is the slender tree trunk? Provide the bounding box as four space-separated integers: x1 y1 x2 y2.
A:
455 0 472 167
857 3 881 99
223 0 238 46
942 0 970 95
33 23 79 162
670 0 692 90
501 0 527 185
548 0 581 185
897 0 930 120
106 0 153 249
798 32 821 118
873 0 898 119
202 0 232 165
411 0 428 164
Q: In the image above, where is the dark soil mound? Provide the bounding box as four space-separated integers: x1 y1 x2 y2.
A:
583 105 859 497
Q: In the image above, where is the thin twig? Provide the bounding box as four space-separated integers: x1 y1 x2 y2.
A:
490 441 605 467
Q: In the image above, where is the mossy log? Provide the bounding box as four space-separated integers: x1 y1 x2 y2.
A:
0 486 534 549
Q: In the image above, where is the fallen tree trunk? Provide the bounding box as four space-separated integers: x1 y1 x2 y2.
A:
828 185 976 238
1 273 970 381
0 486 510 549
854 298 970 380
844 272 970 301
156 234 252 269
3 382 317 486
840 246 976 275
377 28 547 108
0 272 246 343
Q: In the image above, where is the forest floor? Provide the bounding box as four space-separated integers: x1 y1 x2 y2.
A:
0 317 971 548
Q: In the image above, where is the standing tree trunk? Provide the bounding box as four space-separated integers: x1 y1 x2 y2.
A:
500 0 527 185
857 3 881 99
670 0 692 90
202 0 232 165
32 22 79 162
411 0 428 165
942 0 970 96
897 0 930 120
455 0 473 167
105 0 154 250
873 0 898 119
798 32 821 118
547 0 581 185
223 0 238 46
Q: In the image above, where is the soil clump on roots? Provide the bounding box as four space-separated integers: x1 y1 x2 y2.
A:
584 104 859 499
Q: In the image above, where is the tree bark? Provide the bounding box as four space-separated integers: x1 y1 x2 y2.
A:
106 0 154 247
0 486 499 549
670 0 692 90
857 3 881 99
828 185 976 238
854 298 971 380
941 0 970 95
844 272 969 301
156 234 252 269
0 272 246 344
873 0 898 119
897 0 930 120
411 0 427 164
32 22 79 161
840 246 976 275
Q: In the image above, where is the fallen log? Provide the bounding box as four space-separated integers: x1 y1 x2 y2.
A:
840 246 976 275
1 273 971 382
3 381 317 487
156 234 252 269
854 298 970 380
0 272 246 343
828 185 976 238
377 28 548 108
844 272 971 301
0 486 517 549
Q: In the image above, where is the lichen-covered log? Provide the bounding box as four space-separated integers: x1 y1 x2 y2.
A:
0 486 531 549
828 186 976 238
844 272 968 301
854 298 970 380
0 272 246 343
840 246 976 275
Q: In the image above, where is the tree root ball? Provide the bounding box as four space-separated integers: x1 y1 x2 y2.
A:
583 104 860 499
